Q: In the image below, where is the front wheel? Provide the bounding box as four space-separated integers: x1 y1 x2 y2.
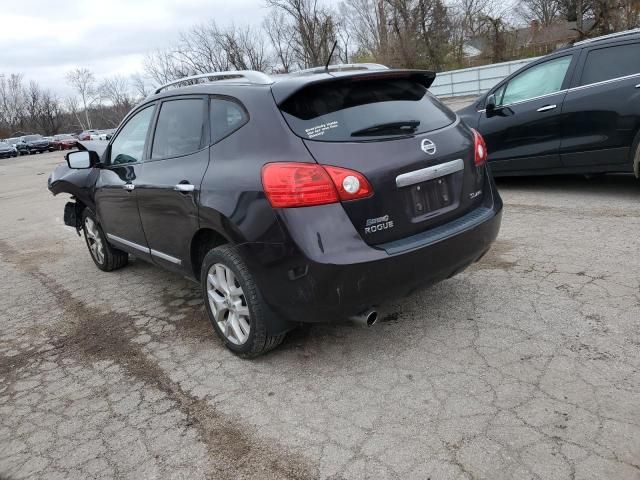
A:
81 210 128 271
201 245 286 358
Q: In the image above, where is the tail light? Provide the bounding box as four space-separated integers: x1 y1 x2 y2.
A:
471 128 488 166
262 162 373 208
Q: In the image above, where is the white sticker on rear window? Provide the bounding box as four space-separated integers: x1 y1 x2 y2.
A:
305 121 338 138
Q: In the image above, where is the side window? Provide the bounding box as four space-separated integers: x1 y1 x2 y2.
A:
580 43 640 86
210 98 248 143
499 56 572 106
110 106 154 165
151 98 205 159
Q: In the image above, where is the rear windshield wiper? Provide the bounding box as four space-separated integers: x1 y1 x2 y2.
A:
351 120 420 137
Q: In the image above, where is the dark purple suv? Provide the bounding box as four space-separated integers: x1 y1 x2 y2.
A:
48 65 502 357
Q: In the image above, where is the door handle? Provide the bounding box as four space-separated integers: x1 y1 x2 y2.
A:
123 183 135 191
536 104 557 112
174 183 195 193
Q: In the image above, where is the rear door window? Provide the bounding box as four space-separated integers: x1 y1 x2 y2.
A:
279 78 455 142
579 42 640 86
151 98 205 159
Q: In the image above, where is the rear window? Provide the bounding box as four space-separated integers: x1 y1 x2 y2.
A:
580 42 640 86
279 78 455 142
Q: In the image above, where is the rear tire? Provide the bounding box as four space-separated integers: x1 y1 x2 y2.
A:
81 209 128 272
201 244 286 358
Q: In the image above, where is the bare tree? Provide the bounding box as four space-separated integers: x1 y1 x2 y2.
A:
266 0 337 68
174 23 230 74
264 10 297 72
518 0 562 27
36 90 64 135
65 96 86 131
65 67 97 129
220 24 273 71
99 75 135 127
340 0 391 63
480 14 511 62
130 72 150 98
0 73 26 130
143 49 191 86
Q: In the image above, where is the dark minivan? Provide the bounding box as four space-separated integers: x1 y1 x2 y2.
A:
49 65 502 357
458 28 640 177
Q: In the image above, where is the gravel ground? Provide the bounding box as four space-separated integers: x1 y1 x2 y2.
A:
1 151 639 480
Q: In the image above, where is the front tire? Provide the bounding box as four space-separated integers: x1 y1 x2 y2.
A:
201 245 286 358
81 210 128 271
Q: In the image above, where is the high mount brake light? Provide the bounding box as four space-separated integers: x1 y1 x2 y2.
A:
262 163 373 208
471 128 488 167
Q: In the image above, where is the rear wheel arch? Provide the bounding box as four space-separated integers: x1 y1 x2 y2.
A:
190 228 229 279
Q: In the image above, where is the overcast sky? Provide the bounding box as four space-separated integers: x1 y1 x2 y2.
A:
1 0 302 97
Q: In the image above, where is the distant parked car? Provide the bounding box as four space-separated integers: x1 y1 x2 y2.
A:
99 129 115 141
0 141 18 158
88 129 115 141
44 137 55 151
51 134 78 151
77 129 100 141
458 28 640 178
4 137 21 154
16 135 50 155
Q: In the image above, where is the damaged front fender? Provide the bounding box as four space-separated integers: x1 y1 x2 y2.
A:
48 163 98 210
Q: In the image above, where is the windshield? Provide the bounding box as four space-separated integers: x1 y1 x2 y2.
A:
0 142 8 147
7 138 18 144
54 134 74 140
24 135 42 141
279 78 455 142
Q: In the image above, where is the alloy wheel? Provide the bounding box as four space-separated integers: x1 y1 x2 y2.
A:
84 217 105 264
206 263 250 345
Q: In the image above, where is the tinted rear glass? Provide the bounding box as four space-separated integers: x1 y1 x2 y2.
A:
279 78 455 142
580 42 640 86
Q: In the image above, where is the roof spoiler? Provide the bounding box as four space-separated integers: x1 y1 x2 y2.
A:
271 69 437 105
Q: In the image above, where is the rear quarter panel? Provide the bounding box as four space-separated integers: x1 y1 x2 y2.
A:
198 89 311 245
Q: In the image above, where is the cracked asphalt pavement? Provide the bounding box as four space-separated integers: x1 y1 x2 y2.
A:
1 151 639 480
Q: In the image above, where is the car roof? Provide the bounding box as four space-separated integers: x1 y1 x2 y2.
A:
554 27 640 55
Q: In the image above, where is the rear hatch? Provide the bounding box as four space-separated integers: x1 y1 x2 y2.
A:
276 72 486 245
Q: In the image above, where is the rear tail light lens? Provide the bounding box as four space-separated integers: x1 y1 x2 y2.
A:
471 128 488 166
262 162 373 208
322 165 373 201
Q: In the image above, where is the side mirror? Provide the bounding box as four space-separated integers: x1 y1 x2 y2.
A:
66 150 99 169
485 94 497 112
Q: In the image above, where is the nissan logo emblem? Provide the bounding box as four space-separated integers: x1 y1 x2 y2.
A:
421 139 436 155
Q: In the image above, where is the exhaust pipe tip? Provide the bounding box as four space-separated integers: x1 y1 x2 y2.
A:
348 308 378 327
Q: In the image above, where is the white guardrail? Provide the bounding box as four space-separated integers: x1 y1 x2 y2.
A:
431 57 540 98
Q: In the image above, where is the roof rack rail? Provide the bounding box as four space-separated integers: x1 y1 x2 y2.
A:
573 28 640 46
292 63 389 75
154 70 273 94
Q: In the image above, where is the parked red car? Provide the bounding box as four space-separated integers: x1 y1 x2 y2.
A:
50 134 77 150
77 130 99 141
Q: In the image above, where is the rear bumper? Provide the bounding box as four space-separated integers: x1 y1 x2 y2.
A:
239 173 503 325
